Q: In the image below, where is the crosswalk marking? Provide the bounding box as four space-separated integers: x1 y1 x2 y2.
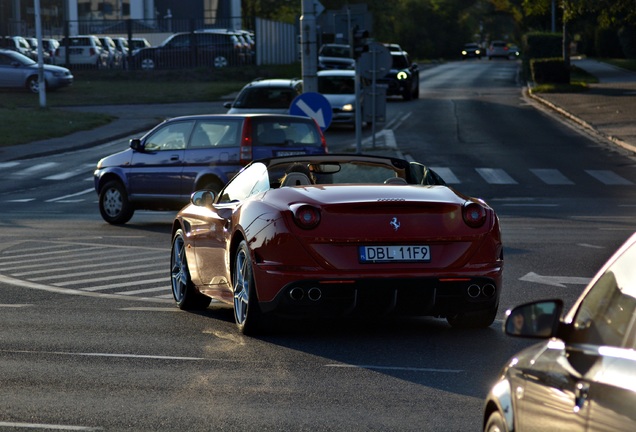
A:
530 169 574 185
430 167 460 184
13 162 59 177
586 170 634 185
44 164 95 180
476 168 518 184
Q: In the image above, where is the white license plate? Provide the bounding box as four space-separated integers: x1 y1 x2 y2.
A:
276 151 306 156
359 245 431 263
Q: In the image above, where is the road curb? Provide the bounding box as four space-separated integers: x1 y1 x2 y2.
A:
524 88 636 155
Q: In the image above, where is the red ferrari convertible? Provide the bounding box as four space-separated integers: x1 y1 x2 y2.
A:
170 154 503 334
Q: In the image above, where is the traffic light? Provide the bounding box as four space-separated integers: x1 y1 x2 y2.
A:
352 29 369 59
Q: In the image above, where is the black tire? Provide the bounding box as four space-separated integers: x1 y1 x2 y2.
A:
447 305 498 329
213 55 229 68
170 229 212 310
232 240 262 335
140 57 155 70
485 410 507 432
98 180 134 225
413 82 420 99
26 76 39 93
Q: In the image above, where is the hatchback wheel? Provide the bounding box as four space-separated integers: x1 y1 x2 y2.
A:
98 180 134 224
171 229 211 310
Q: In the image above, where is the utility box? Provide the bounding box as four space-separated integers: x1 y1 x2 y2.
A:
363 84 387 123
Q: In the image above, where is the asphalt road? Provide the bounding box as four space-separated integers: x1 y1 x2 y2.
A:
1 59 635 431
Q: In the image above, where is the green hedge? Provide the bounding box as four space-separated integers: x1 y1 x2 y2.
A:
530 58 570 84
521 32 562 81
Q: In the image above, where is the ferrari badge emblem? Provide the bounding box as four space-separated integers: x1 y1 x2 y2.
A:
390 217 400 231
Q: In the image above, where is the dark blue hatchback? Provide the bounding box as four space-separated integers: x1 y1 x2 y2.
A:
94 113 327 224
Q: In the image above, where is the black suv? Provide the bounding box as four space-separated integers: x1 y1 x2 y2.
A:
378 51 419 100
130 31 245 70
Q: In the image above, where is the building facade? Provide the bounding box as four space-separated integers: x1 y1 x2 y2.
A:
0 0 241 36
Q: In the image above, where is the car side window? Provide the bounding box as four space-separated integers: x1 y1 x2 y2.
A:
188 120 241 149
218 163 270 203
144 121 194 151
572 244 636 348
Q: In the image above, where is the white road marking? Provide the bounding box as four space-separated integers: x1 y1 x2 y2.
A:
46 188 94 202
530 168 574 185
0 349 204 361
0 274 171 303
519 272 591 288
430 167 460 184
325 364 463 373
0 421 101 431
586 169 633 185
475 168 518 184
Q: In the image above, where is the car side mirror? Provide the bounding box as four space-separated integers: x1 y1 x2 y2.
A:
191 190 216 207
504 299 563 338
129 138 144 152
223 101 232 109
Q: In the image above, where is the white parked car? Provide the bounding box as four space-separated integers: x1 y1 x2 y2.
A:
54 35 108 68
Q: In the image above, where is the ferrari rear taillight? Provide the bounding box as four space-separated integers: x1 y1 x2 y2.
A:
462 201 486 228
292 204 321 229
240 117 253 165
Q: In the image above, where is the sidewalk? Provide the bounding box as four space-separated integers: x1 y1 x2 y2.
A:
1 58 635 162
527 57 636 154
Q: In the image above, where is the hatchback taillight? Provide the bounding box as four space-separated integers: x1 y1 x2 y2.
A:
462 201 487 228
313 119 328 153
240 117 253 165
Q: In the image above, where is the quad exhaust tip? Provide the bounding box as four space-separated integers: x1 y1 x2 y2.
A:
289 287 322 302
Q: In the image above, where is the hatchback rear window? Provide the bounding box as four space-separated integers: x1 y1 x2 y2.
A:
252 119 322 147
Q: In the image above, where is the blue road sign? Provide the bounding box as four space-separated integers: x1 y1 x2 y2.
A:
289 92 333 131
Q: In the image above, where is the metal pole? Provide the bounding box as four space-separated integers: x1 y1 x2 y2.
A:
551 0 556 33
35 0 46 107
300 0 318 93
355 59 362 153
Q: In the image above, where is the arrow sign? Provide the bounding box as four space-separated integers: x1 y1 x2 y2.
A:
290 92 333 131
519 272 591 288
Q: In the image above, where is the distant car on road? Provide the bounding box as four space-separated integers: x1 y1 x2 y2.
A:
94 114 327 224
378 50 420 100
224 78 303 115
461 43 482 59
484 231 636 432
317 69 365 127
0 49 73 93
487 40 510 60
318 43 355 70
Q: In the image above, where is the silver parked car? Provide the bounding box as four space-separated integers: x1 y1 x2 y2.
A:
484 232 636 432
0 49 73 93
